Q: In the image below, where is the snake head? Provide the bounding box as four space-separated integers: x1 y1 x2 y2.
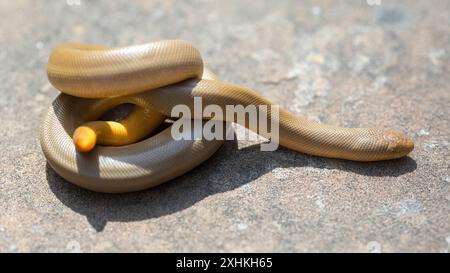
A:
382 129 415 159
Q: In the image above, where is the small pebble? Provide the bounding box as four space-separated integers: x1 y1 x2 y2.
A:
311 6 322 16
35 42 44 50
417 129 429 136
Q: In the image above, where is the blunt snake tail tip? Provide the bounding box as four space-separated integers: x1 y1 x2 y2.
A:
40 40 414 193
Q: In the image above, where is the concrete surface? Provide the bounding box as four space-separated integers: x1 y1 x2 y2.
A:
0 0 449 252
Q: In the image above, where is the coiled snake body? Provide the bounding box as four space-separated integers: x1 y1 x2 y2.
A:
40 40 414 193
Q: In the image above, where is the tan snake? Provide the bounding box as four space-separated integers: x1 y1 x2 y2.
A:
40 40 414 193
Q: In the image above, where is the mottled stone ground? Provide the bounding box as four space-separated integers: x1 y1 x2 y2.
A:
0 0 448 252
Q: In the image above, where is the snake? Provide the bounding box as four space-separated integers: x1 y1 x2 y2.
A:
40 40 414 193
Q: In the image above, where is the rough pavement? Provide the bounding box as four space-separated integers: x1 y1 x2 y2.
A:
0 0 449 252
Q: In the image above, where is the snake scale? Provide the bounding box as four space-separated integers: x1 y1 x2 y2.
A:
40 40 414 193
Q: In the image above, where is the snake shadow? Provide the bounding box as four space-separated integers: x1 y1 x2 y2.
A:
46 139 417 232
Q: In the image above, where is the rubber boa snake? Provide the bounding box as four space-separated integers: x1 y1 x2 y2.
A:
40 40 414 193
